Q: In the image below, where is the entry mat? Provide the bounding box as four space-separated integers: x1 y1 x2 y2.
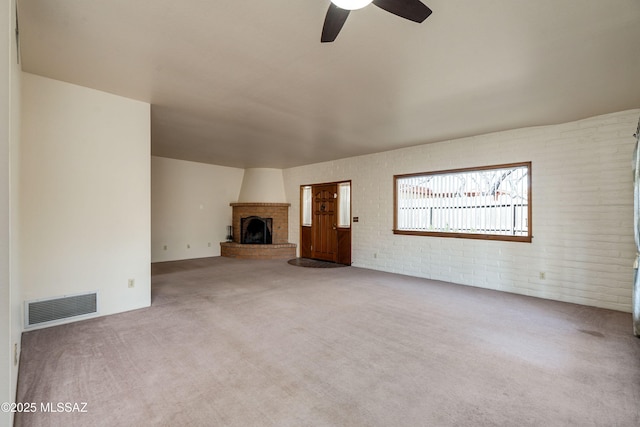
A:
287 258 348 268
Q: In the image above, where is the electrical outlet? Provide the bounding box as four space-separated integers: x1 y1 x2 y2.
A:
128 278 135 288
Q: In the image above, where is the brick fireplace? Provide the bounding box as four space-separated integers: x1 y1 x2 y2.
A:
220 203 296 260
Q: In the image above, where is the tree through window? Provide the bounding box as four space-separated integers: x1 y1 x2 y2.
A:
394 162 532 242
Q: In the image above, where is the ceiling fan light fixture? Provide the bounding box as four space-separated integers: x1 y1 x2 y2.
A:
331 0 373 11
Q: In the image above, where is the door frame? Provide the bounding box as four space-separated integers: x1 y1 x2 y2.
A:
300 180 352 265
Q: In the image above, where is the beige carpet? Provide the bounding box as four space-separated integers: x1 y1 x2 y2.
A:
15 257 640 426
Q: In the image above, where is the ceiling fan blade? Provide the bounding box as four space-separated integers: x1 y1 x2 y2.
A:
321 4 350 43
372 0 432 23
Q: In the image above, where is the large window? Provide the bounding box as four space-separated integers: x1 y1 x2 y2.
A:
394 162 532 242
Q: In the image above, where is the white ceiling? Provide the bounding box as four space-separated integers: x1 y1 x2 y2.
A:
16 0 640 169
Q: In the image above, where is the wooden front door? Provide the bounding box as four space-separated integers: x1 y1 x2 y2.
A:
311 184 337 262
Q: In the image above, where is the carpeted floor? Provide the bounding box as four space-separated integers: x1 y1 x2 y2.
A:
15 257 640 426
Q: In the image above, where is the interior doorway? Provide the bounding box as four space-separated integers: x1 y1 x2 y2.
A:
300 181 351 265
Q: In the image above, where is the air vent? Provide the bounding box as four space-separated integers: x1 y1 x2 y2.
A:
25 292 98 328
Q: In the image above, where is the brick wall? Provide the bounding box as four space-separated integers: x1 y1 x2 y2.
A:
231 203 290 244
283 110 640 312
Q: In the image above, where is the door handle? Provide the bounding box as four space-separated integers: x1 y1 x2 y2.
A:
332 224 337 230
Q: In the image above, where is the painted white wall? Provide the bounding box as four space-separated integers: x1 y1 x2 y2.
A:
284 110 639 312
8 0 20 412
1 0 21 422
151 156 243 262
238 168 286 203
20 72 151 320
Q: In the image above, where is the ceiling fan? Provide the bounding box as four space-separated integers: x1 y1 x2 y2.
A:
321 0 432 43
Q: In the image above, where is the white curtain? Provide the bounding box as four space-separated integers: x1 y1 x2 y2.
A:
338 182 350 228
302 186 312 227
633 117 640 336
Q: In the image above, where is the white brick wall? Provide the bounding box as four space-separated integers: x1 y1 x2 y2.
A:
283 109 640 312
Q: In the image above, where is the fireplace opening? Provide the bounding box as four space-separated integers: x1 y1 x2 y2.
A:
241 216 273 244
